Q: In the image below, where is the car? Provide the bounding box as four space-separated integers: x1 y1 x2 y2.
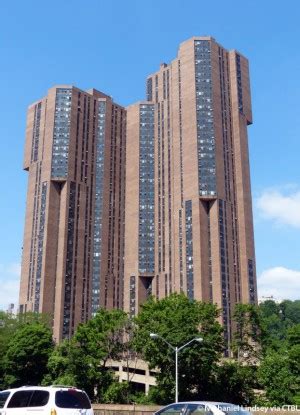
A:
0 385 94 415
154 402 252 415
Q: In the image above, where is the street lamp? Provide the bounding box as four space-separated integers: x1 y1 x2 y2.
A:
150 333 203 402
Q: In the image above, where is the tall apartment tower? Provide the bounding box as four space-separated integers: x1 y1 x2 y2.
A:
19 86 126 341
124 36 257 345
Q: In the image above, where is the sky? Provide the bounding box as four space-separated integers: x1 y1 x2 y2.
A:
0 0 299 310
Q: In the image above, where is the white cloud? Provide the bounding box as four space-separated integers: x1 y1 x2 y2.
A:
258 266 300 301
256 188 300 228
0 262 21 311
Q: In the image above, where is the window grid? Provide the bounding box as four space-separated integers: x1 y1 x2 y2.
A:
51 88 72 178
91 101 106 315
194 40 217 197
185 200 194 299
138 104 155 273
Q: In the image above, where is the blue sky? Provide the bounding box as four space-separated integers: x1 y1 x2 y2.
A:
0 0 299 309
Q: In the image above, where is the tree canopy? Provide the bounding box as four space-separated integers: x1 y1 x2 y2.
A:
4 321 54 387
0 297 299 405
133 293 224 403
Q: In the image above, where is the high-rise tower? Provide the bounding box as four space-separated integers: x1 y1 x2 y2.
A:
124 36 257 346
19 36 257 347
19 86 126 341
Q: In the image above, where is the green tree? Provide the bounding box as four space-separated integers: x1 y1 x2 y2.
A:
259 300 279 318
133 293 224 403
0 311 21 388
287 325 300 402
281 300 300 325
0 311 53 388
287 324 300 346
232 303 264 362
102 381 133 404
46 308 131 402
213 361 256 405
4 321 54 387
257 351 297 406
258 300 300 352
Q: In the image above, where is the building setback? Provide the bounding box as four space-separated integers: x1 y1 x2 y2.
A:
19 86 126 341
19 36 257 347
124 36 257 348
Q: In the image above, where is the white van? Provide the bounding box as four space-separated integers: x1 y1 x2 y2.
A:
0 385 94 415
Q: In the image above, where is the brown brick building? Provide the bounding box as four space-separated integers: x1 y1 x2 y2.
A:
19 86 126 341
124 36 257 348
20 36 257 345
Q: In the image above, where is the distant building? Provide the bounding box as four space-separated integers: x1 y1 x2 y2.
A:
6 303 16 315
258 295 282 304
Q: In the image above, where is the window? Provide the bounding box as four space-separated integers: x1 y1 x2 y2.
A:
7 391 32 408
157 404 186 415
28 390 49 407
0 391 10 408
217 404 251 415
138 104 155 273
55 390 91 409
186 404 213 415
194 40 216 196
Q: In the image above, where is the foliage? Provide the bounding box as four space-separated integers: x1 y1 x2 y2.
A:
0 311 52 389
287 324 300 347
281 300 300 325
258 300 300 351
102 381 133 404
212 361 256 405
0 312 20 388
133 293 224 403
45 308 131 402
257 351 297 406
231 304 264 362
3 322 54 388
1 298 300 404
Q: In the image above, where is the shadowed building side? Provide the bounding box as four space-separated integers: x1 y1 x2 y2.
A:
124 102 155 316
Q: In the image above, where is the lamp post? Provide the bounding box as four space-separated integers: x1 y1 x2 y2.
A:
150 333 203 403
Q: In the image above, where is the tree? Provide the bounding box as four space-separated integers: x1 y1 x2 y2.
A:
213 361 256 405
102 381 133 404
4 322 54 387
0 311 53 388
257 351 297 406
133 293 224 403
231 304 264 362
258 300 300 352
281 300 300 325
259 300 279 318
45 308 131 402
0 311 21 388
287 324 300 347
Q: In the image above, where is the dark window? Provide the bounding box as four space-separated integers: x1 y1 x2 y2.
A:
186 404 213 415
28 390 49 407
157 404 186 415
217 404 251 415
55 390 91 409
0 391 10 408
7 391 33 408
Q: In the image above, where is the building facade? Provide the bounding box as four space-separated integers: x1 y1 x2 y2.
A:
124 36 257 346
19 36 257 345
19 86 126 341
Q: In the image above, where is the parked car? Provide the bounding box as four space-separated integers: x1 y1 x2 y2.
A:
155 402 252 415
0 385 94 415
